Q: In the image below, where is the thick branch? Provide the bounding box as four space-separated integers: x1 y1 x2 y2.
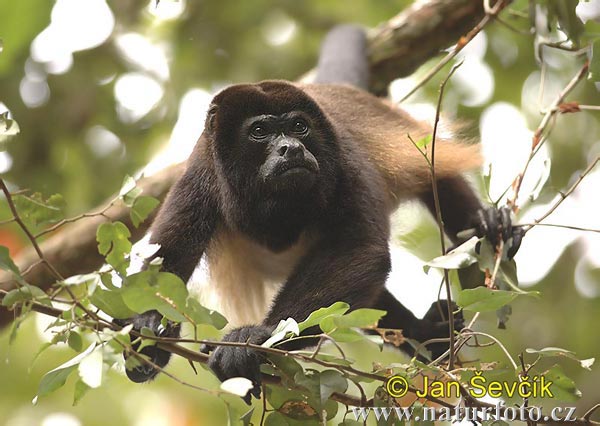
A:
0 0 496 327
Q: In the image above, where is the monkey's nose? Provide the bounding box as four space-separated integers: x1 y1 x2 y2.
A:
277 141 304 161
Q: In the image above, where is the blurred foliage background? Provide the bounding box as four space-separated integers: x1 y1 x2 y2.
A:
0 0 599 425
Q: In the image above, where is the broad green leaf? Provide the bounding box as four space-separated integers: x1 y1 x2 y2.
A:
326 328 365 343
541 364 581 401
264 412 296 426
295 370 347 411
269 354 304 382
35 343 96 400
96 221 132 275
220 377 254 397
456 287 519 312
263 318 299 348
73 379 90 406
13 192 65 228
526 347 595 370
121 271 188 321
317 370 347 406
119 175 142 206
0 245 20 276
2 284 51 307
297 302 349 332
319 308 386 333
67 332 83 352
240 407 254 426
130 195 160 227
547 0 584 45
90 288 136 319
185 297 227 329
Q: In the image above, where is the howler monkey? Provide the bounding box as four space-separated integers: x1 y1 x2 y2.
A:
121 25 521 397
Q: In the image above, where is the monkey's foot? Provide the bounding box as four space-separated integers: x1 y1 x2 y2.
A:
114 310 180 383
475 206 524 259
406 300 464 361
208 325 272 404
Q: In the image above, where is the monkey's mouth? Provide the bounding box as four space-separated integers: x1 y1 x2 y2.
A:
274 160 319 177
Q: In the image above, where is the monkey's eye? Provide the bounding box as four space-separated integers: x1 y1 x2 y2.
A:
291 119 309 135
250 124 268 139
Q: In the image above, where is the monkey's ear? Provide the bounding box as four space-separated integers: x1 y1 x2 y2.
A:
206 104 218 133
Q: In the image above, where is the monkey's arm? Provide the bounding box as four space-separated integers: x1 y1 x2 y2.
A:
419 176 482 242
420 176 523 257
119 152 219 383
149 159 219 279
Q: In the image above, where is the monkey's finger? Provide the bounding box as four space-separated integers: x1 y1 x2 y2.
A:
199 343 215 354
499 207 512 243
485 207 501 247
507 227 524 260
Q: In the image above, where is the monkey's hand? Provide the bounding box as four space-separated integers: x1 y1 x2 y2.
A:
406 300 464 360
207 325 272 404
114 310 181 383
474 206 524 259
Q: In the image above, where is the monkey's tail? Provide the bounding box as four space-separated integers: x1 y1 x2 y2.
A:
314 24 369 90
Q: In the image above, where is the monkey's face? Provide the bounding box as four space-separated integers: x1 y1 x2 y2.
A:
207 81 339 198
246 112 319 192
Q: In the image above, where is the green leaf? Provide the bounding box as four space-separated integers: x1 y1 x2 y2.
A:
240 407 254 426
2 284 51 307
590 39 600 82
184 297 227 329
526 347 595 370
547 0 584 45
317 370 347 407
319 308 386 332
119 175 143 207
269 354 304 382
35 343 96 400
326 328 365 343
73 379 90 406
295 370 347 411
0 245 20 277
121 271 188 321
297 302 349 332
541 364 581 401
96 221 132 275
425 237 479 270
456 287 519 312
13 192 65 228
130 195 160 227
68 332 83 352
90 288 136 319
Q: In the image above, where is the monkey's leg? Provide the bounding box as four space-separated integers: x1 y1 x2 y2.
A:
374 289 464 360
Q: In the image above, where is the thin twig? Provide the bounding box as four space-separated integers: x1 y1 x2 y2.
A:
429 61 463 370
399 0 510 103
34 200 117 238
519 222 600 233
509 62 589 209
523 156 600 233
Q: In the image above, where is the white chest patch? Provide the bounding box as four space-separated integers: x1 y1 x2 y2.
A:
189 228 317 327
